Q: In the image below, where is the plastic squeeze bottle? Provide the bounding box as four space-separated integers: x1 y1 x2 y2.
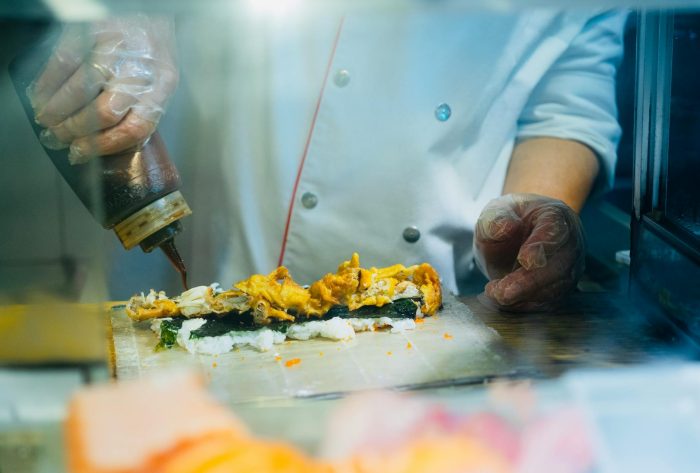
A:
9 25 191 289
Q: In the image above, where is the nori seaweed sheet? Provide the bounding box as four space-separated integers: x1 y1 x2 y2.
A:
158 298 421 347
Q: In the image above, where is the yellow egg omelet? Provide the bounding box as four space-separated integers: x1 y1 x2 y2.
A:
127 253 442 324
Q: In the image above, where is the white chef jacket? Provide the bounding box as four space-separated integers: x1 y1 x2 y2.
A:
212 9 626 293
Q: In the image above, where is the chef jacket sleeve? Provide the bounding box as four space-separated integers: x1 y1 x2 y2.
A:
516 10 629 191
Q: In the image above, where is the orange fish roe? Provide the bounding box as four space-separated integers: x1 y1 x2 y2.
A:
443 333 453 340
415 318 425 324
285 358 301 368
406 342 413 349
274 355 282 362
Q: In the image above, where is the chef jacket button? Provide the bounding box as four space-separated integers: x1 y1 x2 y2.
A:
435 103 451 122
301 192 318 209
403 226 420 243
334 69 351 87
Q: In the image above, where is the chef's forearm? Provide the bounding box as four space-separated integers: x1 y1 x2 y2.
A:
502 137 600 213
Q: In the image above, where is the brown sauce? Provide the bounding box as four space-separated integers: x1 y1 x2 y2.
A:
160 239 188 291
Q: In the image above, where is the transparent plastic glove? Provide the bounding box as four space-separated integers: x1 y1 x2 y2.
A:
27 14 178 164
474 194 585 312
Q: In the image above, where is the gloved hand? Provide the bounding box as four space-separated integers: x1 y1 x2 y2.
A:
474 194 585 312
28 14 178 164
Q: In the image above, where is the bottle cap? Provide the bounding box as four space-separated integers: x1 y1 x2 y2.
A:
113 191 192 250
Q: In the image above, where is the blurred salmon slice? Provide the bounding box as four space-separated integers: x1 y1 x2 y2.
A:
66 371 324 473
66 371 245 473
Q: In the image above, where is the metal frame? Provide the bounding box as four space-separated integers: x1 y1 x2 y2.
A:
634 11 700 258
632 11 700 341
633 11 675 220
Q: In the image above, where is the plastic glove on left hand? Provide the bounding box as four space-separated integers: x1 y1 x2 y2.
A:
474 194 585 312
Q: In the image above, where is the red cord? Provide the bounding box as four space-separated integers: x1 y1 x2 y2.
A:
277 17 346 267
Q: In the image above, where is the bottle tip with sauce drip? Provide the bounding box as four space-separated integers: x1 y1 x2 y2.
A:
139 221 189 291
159 239 188 291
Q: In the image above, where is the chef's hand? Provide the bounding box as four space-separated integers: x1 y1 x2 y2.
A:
28 14 178 164
474 193 585 312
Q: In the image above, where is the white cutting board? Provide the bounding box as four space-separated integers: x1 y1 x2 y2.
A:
111 294 511 404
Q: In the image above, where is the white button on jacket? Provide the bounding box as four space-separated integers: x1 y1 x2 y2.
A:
214 9 626 293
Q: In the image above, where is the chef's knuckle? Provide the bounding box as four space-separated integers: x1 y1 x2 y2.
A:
123 117 154 143
120 121 141 143
60 117 78 137
97 104 123 126
62 81 83 103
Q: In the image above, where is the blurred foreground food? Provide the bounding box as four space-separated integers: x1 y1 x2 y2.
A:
65 372 592 473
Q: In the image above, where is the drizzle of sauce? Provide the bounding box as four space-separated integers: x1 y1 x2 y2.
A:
160 239 188 290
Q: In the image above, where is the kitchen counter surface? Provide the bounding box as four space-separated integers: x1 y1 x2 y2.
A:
459 291 695 378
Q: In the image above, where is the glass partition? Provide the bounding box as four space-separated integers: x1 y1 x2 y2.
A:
1 4 700 468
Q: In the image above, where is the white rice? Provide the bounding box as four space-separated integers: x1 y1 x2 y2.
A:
152 316 416 355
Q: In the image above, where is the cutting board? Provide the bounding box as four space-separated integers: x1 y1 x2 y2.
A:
111 294 512 404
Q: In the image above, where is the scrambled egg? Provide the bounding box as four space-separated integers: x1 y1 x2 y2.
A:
127 253 442 324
